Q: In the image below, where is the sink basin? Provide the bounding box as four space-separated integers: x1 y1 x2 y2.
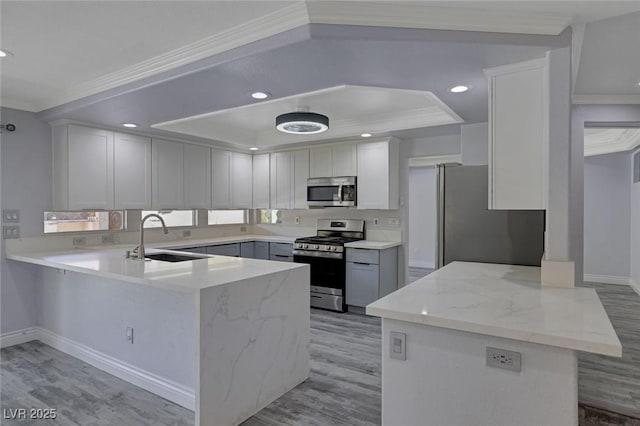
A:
145 252 206 263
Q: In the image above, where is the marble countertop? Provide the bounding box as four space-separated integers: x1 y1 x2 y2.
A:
344 240 401 249
366 262 622 357
7 247 306 292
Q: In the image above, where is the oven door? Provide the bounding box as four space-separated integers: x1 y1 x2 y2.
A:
293 252 346 311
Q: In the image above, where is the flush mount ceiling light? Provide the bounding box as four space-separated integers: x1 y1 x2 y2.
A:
251 92 271 99
122 123 137 128
275 111 329 134
450 85 470 93
361 133 372 138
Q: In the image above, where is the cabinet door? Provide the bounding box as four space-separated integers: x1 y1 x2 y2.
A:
114 132 152 210
346 262 380 307
270 152 292 209
292 150 309 209
67 125 114 210
252 154 270 209
152 139 184 209
332 144 357 176
254 242 269 259
211 149 232 209
240 242 255 258
309 146 332 177
184 144 211 209
357 141 389 209
231 153 253 208
487 59 546 210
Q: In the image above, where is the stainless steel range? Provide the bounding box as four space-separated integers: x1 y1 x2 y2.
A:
293 219 365 312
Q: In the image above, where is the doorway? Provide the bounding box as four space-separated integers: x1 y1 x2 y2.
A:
407 166 437 282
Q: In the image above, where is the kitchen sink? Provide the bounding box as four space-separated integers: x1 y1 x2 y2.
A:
145 252 206 263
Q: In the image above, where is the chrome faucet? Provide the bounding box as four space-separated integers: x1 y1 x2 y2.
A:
134 213 169 260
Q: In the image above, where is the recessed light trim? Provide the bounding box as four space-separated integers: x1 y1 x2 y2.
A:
251 92 271 99
275 112 329 135
249 147 259 151
361 133 372 138
450 85 470 93
122 123 137 128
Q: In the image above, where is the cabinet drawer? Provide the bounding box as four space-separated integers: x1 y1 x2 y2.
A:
269 253 293 262
346 248 379 265
254 242 269 260
270 242 293 257
346 262 380 307
206 243 240 257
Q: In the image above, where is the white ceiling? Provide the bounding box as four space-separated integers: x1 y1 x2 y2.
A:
584 128 640 157
153 85 463 148
2 1 639 113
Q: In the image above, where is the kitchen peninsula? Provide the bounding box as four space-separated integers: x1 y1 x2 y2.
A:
7 245 310 426
367 261 622 426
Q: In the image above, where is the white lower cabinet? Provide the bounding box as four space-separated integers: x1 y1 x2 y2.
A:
152 138 183 209
114 133 152 210
346 247 398 307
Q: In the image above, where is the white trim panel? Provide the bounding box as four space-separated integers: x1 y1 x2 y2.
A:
584 274 633 286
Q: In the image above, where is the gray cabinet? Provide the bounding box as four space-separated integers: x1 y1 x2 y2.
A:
269 242 293 262
346 247 398 307
240 242 255 258
254 242 269 260
206 243 240 257
180 246 206 254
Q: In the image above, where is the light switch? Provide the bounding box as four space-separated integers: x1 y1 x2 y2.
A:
2 209 19 223
389 331 406 361
3 225 20 239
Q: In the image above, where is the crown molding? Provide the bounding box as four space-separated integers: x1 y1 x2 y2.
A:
306 1 570 35
584 128 640 157
573 94 640 105
34 2 310 111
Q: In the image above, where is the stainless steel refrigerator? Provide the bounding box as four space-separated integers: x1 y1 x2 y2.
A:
436 164 545 268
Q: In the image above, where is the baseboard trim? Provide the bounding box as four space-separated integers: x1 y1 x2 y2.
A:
1 327 195 410
629 278 640 296
0 327 39 349
583 274 631 286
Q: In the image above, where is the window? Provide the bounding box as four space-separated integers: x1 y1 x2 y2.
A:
44 211 123 233
258 210 281 224
208 210 247 225
141 210 195 228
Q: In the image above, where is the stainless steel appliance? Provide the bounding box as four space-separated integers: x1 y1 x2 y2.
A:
437 164 545 268
307 176 357 207
293 219 365 312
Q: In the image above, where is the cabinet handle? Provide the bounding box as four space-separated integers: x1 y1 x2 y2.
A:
311 295 322 299
274 254 290 258
353 262 371 266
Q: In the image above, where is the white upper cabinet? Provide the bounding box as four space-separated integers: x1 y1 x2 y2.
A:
152 139 184 209
211 149 232 209
231 152 253 209
291 149 309 209
53 124 115 210
332 144 357 176
357 138 399 210
114 132 152 210
309 144 357 177
183 144 211 209
270 152 292 209
252 153 270 209
485 57 548 210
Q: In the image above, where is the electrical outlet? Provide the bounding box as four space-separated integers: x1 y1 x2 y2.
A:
126 327 134 344
388 218 400 226
240 226 247 233
389 332 406 361
101 234 115 244
2 209 20 223
3 225 20 239
373 218 379 226
295 216 300 225
182 230 191 238
486 347 521 372
73 236 86 246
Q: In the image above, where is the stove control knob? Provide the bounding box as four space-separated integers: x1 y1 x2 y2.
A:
330 246 337 251
314 245 319 249
303 244 308 249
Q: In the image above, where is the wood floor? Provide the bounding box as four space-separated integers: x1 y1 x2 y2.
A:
2 284 640 426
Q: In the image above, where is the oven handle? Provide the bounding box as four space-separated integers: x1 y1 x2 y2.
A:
293 250 343 259
338 184 343 201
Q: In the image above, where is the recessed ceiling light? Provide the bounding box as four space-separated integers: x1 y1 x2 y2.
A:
275 112 329 134
122 123 137 128
450 85 470 93
0 49 13 58
251 92 270 99
249 147 259 151
361 133 372 138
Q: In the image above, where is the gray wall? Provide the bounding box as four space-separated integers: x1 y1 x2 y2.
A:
632 148 640 285
461 122 488 165
583 152 631 279
1 107 52 333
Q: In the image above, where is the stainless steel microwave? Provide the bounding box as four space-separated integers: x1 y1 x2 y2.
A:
307 176 357 207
